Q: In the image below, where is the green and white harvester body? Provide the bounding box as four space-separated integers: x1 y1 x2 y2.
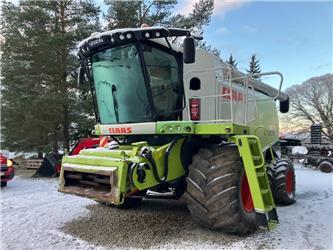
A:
59 27 296 234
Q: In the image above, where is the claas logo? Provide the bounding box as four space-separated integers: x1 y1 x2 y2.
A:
222 87 243 101
108 127 132 134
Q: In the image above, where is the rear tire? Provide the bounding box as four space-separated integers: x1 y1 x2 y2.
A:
318 161 333 173
268 158 296 205
185 144 256 234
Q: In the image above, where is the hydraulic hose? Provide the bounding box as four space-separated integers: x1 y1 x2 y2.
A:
140 136 180 183
162 135 180 182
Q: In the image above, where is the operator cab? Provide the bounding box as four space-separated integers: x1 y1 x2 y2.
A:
77 27 192 125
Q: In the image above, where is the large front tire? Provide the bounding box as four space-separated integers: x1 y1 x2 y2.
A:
185 145 256 234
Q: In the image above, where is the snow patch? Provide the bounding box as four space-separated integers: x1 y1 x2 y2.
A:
1 164 332 249
1 176 98 249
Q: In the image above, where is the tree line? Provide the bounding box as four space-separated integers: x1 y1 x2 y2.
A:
1 0 215 154
1 0 331 155
283 74 333 140
226 54 262 79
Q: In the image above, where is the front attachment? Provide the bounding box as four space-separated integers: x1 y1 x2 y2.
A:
58 150 128 204
58 140 186 205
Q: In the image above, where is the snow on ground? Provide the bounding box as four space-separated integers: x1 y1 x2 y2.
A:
1 164 333 249
222 164 333 249
1 176 99 250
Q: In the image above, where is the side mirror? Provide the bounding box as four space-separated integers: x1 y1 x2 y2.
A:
183 36 195 64
280 96 289 113
77 67 86 86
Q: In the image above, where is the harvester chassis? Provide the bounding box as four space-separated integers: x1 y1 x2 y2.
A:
59 26 295 234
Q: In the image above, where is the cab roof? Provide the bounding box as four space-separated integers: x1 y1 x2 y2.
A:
77 27 193 56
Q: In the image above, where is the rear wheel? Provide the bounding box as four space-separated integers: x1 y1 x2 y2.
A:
185 144 256 234
318 161 333 173
268 158 296 205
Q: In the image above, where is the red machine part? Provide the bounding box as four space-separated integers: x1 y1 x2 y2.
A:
70 137 103 155
55 137 104 174
0 154 15 186
241 174 254 213
189 98 200 121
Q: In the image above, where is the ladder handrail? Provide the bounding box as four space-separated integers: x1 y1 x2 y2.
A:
232 135 279 230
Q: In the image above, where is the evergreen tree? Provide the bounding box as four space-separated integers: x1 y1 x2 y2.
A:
1 0 100 153
226 54 238 68
105 0 214 30
247 54 261 79
170 0 214 29
104 0 177 28
104 0 218 55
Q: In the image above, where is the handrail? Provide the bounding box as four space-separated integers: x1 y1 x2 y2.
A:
231 71 287 101
232 71 284 100
185 67 287 102
185 67 284 125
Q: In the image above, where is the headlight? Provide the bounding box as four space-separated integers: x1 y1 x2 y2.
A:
7 159 13 167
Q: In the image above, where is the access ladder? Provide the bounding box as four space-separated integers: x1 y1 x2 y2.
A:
233 135 279 230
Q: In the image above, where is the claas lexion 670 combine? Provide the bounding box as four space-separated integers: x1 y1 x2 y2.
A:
59 27 296 234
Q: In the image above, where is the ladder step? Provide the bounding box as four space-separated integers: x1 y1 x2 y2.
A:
256 208 279 230
252 155 262 161
267 220 279 230
261 189 269 194
248 139 257 145
256 172 265 177
234 135 278 231
265 205 274 211
254 165 263 169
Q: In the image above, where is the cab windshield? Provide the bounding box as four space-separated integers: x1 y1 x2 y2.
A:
91 43 181 124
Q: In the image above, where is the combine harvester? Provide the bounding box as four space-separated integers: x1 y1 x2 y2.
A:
59 27 295 234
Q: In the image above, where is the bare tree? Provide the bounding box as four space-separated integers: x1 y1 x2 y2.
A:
283 74 333 140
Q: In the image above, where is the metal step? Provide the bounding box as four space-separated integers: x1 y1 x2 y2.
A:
256 172 265 177
232 135 279 230
252 155 262 161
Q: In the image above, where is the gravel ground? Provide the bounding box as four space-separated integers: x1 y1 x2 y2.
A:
63 199 247 249
1 165 333 249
